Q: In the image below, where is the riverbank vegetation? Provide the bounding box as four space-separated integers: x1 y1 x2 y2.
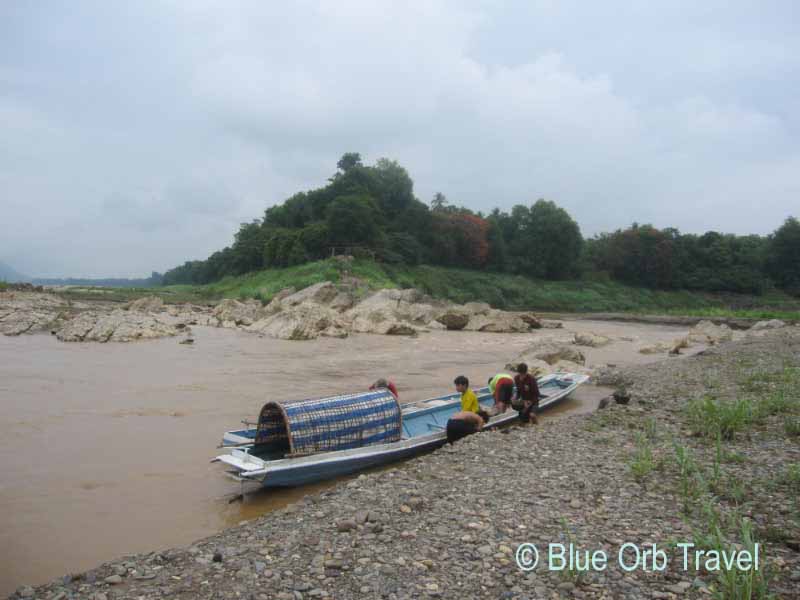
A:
48 257 800 320
607 358 800 597
161 153 800 301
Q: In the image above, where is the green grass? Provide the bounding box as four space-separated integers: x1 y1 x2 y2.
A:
54 285 208 305
695 510 772 600
628 432 656 482
153 259 800 313
657 306 800 321
45 259 800 313
783 464 800 492
0 280 7 291
687 395 755 441
785 417 800 438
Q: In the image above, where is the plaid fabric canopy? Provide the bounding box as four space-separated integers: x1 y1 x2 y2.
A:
255 390 402 456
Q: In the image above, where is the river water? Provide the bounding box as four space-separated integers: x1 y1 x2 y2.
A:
0 320 692 594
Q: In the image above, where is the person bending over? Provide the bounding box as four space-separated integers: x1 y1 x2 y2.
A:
446 409 491 444
488 373 515 415
369 378 399 400
454 375 479 413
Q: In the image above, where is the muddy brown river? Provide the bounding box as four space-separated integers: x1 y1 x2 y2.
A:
0 320 693 595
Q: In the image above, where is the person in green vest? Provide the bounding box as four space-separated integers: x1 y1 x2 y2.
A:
488 372 515 415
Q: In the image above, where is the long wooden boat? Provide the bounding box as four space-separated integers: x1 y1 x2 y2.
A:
214 372 588 489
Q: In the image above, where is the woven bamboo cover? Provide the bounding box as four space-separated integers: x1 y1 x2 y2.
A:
255 390 402 456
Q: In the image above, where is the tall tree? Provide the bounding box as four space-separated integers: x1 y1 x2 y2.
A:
326 194 382 246
767 216 800 293
336 152 362 173
431 192 448 211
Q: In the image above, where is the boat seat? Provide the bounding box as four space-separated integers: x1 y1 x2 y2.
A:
427 423 445 431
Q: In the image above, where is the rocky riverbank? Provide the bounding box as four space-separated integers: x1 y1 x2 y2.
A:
0 281 545 343
2 282 788 374
11 326 799 599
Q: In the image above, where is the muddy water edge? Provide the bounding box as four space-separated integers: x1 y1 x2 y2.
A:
0 320 692 595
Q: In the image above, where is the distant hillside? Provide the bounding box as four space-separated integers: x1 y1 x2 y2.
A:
0 261 29 283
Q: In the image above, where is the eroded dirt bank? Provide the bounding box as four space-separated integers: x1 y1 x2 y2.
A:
6 326 800 599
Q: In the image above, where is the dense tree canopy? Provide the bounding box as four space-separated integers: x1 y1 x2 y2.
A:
767 217 800 293
162 154 799 297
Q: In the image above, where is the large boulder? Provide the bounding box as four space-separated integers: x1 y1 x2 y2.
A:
127 295 164 313
56 310 179 342
688 320 733 345
212 299 265 327
436 309 470 331
262 288 297 315
463 310 530 333
280 282 339 307
511 342 586 367
329 291 357 312
518 313 543 329
164 303 214 325
345 288 442 327
248 304 349 340
463 302 491 316
573 331 611 348
669 336 690 355
638 341 673 355
350 315 418 336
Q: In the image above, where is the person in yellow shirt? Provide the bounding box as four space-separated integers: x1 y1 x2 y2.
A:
454 375 479 413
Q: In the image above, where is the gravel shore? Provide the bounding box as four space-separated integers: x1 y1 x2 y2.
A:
11 327 800 600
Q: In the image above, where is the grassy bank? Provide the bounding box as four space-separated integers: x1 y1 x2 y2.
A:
610 358 800 598
52 259 800 317
176 259 800 316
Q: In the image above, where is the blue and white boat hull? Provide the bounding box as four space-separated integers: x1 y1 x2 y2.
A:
215 373 589 488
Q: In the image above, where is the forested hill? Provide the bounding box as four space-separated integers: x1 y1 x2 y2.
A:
163 153 800 296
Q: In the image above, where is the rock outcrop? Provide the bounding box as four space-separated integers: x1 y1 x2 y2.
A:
462 310 530 333
518 313 543 329
234 283 550 341
688 320 733 345
55 310 179 342
212 299 265 327
435 309 470 331
248 304 349 340
126 295 164 313
4 281 551 343
573 331 611 348
504 357 552 376
750 319 786 331
0 291 69 336
344 289 439 336
638 341 674 355
509 342 586 368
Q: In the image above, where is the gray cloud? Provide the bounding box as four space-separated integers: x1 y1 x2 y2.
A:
0 0 797 277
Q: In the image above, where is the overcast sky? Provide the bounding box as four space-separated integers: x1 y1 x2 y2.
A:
1 1 798 277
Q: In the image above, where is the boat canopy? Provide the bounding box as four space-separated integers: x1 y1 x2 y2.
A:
255 390 402 456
